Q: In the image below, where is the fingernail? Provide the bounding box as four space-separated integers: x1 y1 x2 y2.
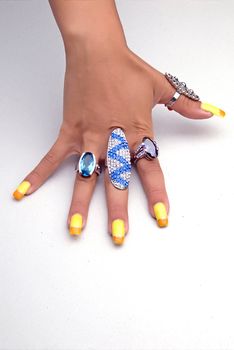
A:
112 219 125 245
201 102 226 117
69 213 83 236
153 202 168 228
13 181 31 200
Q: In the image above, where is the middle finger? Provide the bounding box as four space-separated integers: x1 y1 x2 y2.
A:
104 127 131 245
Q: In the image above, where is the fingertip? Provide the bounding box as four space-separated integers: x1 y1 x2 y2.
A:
165 95 215 120
112 236 125 245
201 102 226 118
111 219 126 245
69 227 82 236
12 181 31 201
13 190 24 201
69 213 83 236
153 202 169 228
157 218 168 228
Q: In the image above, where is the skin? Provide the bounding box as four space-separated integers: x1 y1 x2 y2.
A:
17 0 213 235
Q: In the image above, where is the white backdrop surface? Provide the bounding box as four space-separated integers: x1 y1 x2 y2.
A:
0 1 234 349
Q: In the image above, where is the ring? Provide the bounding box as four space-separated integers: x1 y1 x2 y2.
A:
106 127 131 190
75 152 101 177
133 137 159 164
164 73 200 109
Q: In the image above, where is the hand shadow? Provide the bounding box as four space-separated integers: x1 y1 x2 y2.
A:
153 106 221 141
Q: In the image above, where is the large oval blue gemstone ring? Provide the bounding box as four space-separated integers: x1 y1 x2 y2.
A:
76 152 101 177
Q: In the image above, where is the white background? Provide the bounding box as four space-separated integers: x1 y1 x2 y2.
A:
1 1 234 349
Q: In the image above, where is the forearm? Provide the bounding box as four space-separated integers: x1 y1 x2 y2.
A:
49 0 127 56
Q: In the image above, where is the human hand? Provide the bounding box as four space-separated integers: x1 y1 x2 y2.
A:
12 44 225 244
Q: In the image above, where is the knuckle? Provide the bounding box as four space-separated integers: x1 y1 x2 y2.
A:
179 95 190 110
149 187 165 197
43 150 57 166
29 169 43 183
129 130 154 151
132 121 152 136
107 194 128 213
71 199 87 212
59 124 79 142
109 203 126 213
81 131 103 150
148 187 167 206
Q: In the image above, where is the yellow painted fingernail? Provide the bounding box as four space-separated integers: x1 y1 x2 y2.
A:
153 202 168 228
69 213 83 236
112 219 125 245
201 102 226 117
13 181 31 200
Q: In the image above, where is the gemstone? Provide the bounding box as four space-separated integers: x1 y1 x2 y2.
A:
143 137 158 158
107 128 131 190
78 152 96 177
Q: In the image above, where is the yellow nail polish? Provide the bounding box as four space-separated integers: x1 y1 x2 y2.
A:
13 181 31 200
153 202 168 228
201 102 226 117
69 213 83 236
112 219 125 245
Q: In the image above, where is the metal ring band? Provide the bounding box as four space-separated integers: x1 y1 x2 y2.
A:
94 164 102 176
75 163 101 176
165 91 181 108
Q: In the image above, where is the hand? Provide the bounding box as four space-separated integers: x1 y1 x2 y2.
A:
12 43 225 244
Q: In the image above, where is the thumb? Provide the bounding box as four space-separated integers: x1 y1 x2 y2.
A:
153 71 225 120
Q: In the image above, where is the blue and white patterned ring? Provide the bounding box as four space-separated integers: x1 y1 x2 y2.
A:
106 128 131 190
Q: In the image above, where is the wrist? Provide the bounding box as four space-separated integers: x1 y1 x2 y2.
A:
64 30 127 55
50 0 127 58
64 32 128 69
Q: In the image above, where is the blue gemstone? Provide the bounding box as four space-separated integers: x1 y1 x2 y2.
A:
79 152 95 177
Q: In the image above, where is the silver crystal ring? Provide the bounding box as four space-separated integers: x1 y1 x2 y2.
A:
106 127 131 190
165 73 200 109
133 137 159 164
75 152 102 177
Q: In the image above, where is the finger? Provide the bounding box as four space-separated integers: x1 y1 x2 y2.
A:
104 168 129 245
166 93 225 120
12 135 71 200
68 151 100 236
153 71 226 119
136 157 169 228
104 127 131 245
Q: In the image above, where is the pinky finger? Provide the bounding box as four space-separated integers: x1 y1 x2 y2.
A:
12 136 70 200
137 158 169 228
